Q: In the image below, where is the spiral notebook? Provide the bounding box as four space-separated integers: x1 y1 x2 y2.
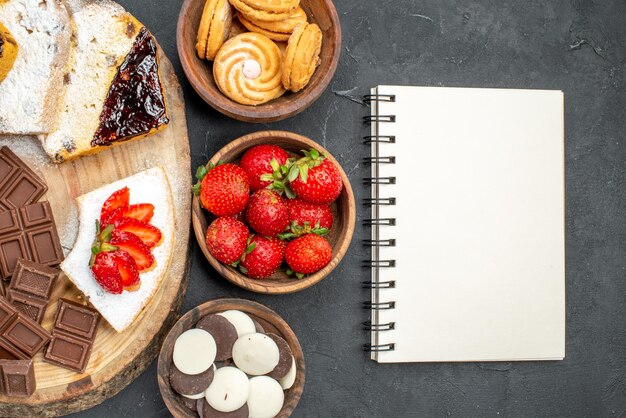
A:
364 86 565 363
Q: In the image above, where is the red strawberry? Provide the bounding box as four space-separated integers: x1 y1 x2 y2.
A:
245 190 289 236
196 163 250 216
100 187 129 224
284 198 333 237
285 234 332 276
101 206 125 226
240 144 289 191
122 203 154 223
110 230 155 271
289 151 343 204
91 252 123 294
240 235 286 279
205 217 249 264
110 250 140 287
114 217 162 248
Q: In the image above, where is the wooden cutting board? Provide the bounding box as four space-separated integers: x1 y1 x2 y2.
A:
0 50 191 416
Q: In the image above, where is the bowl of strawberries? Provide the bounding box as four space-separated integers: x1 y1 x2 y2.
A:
191 130 355 294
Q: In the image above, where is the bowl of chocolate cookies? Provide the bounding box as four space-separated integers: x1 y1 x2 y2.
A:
157 298 304 418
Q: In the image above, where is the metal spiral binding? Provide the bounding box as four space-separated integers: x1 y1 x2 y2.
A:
363 93 397 354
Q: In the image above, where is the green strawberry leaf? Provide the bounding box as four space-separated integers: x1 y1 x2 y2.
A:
269 158 280 172
286 269 294 276
95 220 101 235
100 243 118 252
299 164 308 183
192 182 201 196
295 272 305 279
245 242 257 254
99 224 115 243
91 245 101 256
230 260 240 267
239 265 248 274
284 185 296 199
287 164 300 182
260 173 274 182
309 148 320 160
312 227 329 236
195 165 208 180
278 232 296 240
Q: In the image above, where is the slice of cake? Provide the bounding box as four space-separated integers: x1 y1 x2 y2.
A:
61 168 175 332
0 0 71 134
41 0 169 163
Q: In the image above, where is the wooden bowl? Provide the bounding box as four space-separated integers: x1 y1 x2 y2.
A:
177 0 342 122
192 130 356 294
157 298 305 418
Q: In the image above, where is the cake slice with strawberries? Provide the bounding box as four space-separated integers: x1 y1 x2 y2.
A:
61 167 174 332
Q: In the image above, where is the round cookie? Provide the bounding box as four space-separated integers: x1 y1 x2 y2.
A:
246 6 307 34
252 318 265 333
201 398 249 418
196 0 218 59
205 366 250 412
239 0 299 13
183 391 207 400
217 310 256 337
179 394 199 412
170 363 215 396
232 332 279 375
213 33 285 105
237 13 291 42
266 333 293 379
196 314 239 361
229 0 292 22
247 376 285 418
282 22 322 92
173 328 217 375
206 0 233 60
279 356 297 389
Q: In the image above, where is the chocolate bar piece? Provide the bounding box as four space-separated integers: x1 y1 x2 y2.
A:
0 359 36 397
0 297 14 329
43 299 100 373
0 147 48 211
6 259 59 323
0 201 63 280
0 313 50 357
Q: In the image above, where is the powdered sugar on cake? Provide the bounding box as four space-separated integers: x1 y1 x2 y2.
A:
61 167 175 332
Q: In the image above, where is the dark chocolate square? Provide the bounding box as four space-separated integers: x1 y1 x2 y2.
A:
0 147 47 211
10 258 59 299
0 359 36 397
0 297 16 329
7 289 47 324
54 299 100 341
43 331 92 373
0 314 50 357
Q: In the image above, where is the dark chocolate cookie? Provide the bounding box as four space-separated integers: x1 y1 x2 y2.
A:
196 314 238 361
179 394 198 412
266 333 293 379
170 363 215 396
202 398 249 418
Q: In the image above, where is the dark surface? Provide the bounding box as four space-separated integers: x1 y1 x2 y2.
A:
73 0 626 417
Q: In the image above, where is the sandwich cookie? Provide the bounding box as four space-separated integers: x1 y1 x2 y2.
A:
217 310 256 338
205 366 250 412
244 6 307 34
247 376 285 418
196 314 238 361
228 0 293 22
266 333 293 379
232 332 279 375
279 356 297 389
282 22 322 92
170 363 215 396
173 328 217 375
196 0 233 60
237 14 291 41
213 32 285 105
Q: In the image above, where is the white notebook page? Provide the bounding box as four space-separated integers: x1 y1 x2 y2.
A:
370 86 565 363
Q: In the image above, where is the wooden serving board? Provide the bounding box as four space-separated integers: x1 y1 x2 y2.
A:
0 51 191 416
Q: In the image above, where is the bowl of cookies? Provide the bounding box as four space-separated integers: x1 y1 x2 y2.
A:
177 0 341 122
157 298 305 417
191 130 355 294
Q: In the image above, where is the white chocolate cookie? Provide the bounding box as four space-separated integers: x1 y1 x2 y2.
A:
232 332 279 376
205 366 250 412
173 329 217 375
247 376 284 418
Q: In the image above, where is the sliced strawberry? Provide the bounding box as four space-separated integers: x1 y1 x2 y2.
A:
101 206 125 227
110 230 155 271
110 250 140 287
114 217 162 248
91 252 123 294
122 203 154 223
100 187 130 224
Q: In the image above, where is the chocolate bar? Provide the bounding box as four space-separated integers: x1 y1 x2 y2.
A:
6 259 59 323
0 296 50 359
0 147 48 211
0 201 63 280
0 359 35 397
44 299 100 373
